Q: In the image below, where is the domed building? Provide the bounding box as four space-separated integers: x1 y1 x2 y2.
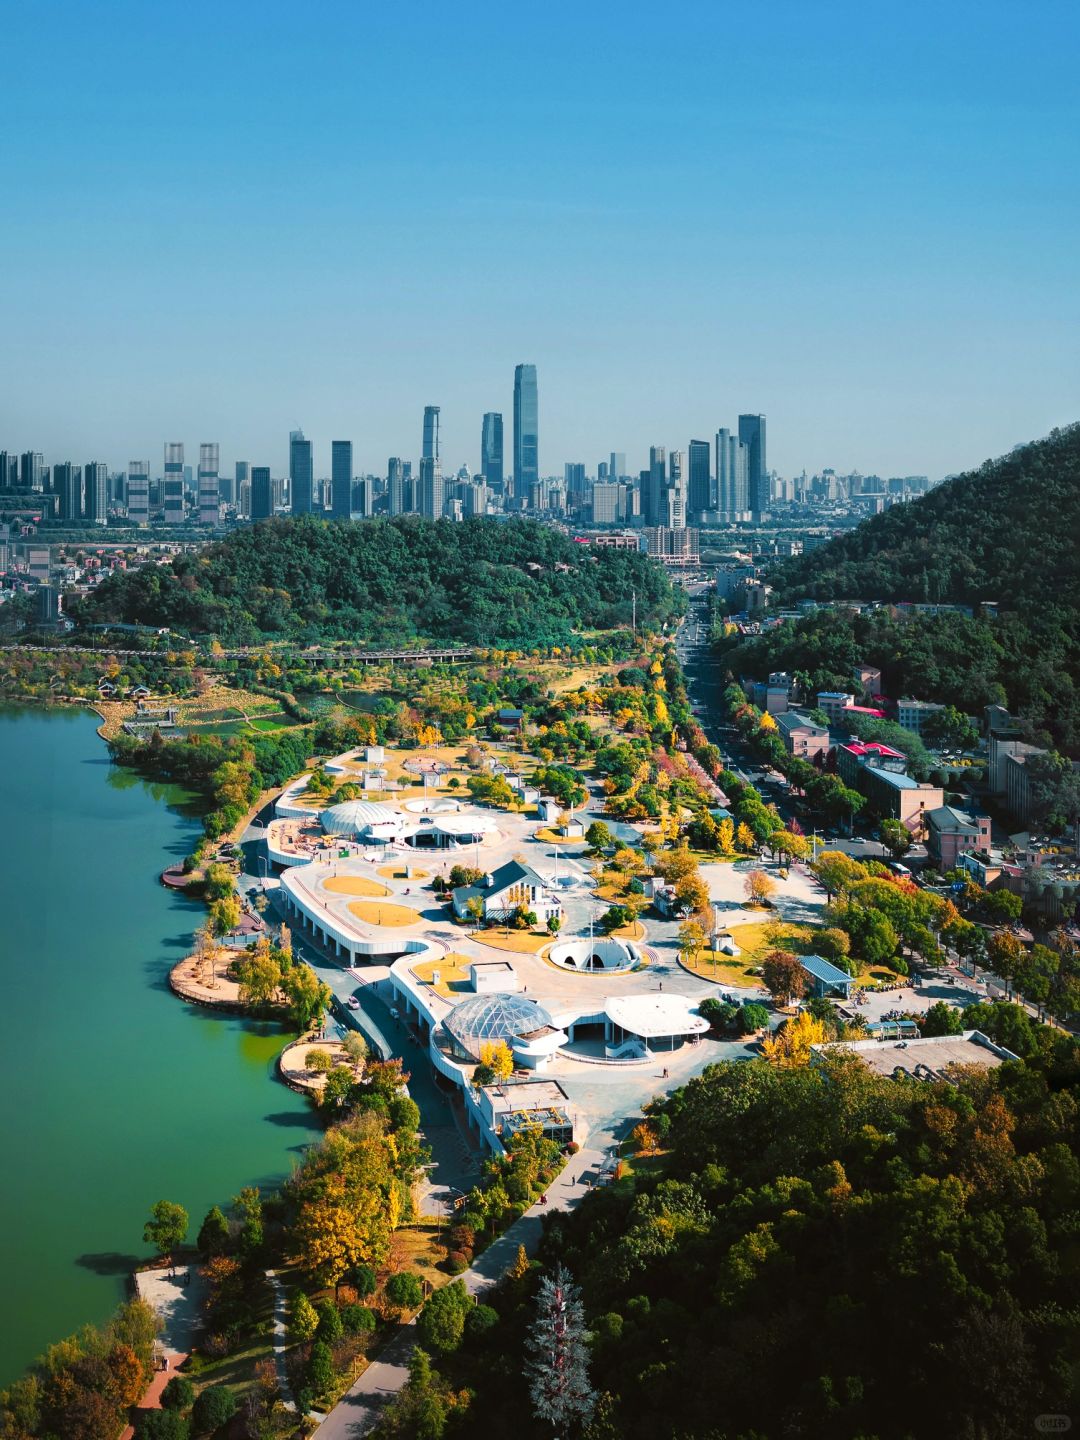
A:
320 800 404 840
442 993 567 1071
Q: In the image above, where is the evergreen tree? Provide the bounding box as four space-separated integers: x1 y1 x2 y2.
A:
525 1263 595 1433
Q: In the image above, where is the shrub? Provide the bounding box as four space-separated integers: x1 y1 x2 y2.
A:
417 1279 471 1352
191 1385 236 1435
305 1342 335 1404
315 1300 344 1342
342 1303 377 1336
445 1251 469 1274
350 1264 377 1300
161 1375 195 1411
465 1303 499 1340
136 1412 190 1440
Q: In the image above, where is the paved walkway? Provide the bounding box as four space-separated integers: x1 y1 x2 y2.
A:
313 1146 602 1439
266 1270 298 1413
122 1265 204 1439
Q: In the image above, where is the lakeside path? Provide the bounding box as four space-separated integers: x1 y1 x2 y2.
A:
314 1145 603 1439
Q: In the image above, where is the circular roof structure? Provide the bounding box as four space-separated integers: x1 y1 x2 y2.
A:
605 994 710 1040
320 800 402 836
444 993 554 1061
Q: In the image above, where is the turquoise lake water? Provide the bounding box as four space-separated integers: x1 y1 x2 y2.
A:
0 705 322 1387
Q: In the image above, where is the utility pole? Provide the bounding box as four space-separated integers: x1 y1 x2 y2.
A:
631 587 636 634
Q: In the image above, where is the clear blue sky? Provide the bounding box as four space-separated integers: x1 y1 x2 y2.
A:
3 0 1078 481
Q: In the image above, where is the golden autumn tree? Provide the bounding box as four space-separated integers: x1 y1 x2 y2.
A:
760 1010 827 1068
480 1039 514 1082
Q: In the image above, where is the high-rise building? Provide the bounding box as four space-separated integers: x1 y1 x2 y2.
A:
0 452 17 488
716 429 749 516
222 461 245 508
464 480 489 517
127 462 150 526
352 477 369 518
738 413 767 520
422 406 441 461
19 451 45 491
645 446 666 527
387 457 406 516
164 443 185 524
667 451 686 530
610 451 627 483
251 466 272 521
564 462 586 495
198 443 220 526
54 462 83 521
290 430 313 515
513 364 539 490
481 412 504 489
592 483 623 525
688 439 712 514
84 461 109 524
419 407 443 518
331 441 353 519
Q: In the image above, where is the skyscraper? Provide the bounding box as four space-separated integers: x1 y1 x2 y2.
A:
667 451 686 530
419 406 443 518
688 440 712 514
0 453 17 488
609 451 626 483
290 430 313 515
481 412 504 489
198 443 220 526
645 446 666 527
127 462 150 526
513 364 538 491
224 461 247 508
251 466 272 521
84 461 109 524
54 462 82 521
387 457 405 516
19 451 44 491
564 463 586 495
164 443 185 524
716 429 749 516
738 414 767 520
331 441 353 519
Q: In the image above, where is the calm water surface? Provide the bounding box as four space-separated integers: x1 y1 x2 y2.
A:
0 706 321 1386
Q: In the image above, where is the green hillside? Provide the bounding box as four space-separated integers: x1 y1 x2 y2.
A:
68 515 682 648
770 423 1080 612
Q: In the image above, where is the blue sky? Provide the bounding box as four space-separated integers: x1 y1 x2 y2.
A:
3 0 1078 481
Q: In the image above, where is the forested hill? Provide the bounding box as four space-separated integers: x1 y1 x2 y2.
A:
770 423 1080 613
69 516 682 647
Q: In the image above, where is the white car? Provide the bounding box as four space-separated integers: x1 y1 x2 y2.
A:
346 995 360 1010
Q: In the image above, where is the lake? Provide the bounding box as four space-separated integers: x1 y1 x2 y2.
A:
0 705 322 1387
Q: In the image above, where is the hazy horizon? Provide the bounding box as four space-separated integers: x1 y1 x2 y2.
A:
4 1 1078 481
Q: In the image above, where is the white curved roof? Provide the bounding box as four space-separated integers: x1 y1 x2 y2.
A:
605 994 710 1040
320 800 402 834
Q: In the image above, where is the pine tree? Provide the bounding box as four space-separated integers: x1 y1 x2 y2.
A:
525 1263 595 1433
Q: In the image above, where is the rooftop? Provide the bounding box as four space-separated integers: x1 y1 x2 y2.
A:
925 805 985 835
813 1030 1017 1080
777 710 828 735
842 741 906 760
799 953 853 987
605 993 710 1039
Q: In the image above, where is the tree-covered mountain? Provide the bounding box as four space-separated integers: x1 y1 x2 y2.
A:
69 516 682 648
770 423 1080 613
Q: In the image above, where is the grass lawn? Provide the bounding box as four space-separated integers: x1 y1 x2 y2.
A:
324 876 392 898
188 1273 276 1398
535 826 588 846
679 919 820 987
347 899 422 927
611 919 647 941
473 929 552 955
410 953 475 996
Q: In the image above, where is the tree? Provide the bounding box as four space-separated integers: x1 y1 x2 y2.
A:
418 1279 471 1354
306 1047 334 1074
880 819 914 859
316 1299 344 1341
282 964 332 1032
678 919 708 969
761 1010 827 1067
342 1029 369 1067
920 1001 964 1037
143 1200 188 1267
738 1001 770 1034
508 1243 531 1282
209 894 241 937
289 1291 320 1342
743 869 776 907
547 914 561 936
191 1385 236 1434
322 1064 357 1108
761 950 806 1006
196 1206 230 1259
232 947 281 1007
585 820 613 852
987 930 1025 996
716 817 736 855
385 1271 424 1315
525 1263 596 1434
135 1412 190 1440
480 1039 515 1082
771 829 811 864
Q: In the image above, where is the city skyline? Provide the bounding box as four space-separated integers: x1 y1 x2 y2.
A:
3 4 1077 480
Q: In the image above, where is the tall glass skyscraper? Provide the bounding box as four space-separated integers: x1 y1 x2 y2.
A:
422 406 441 461
127 461 150 526
738 413 767 519
290 429 313 515
420 405 443 518
513 364 538 493
54 462 83 521
198 443 220 526
481 412 504 489
251 466 272 521
387 457 406 516
331 441 353 519
163 443 185 524
84 461 109 524
688 439 712 514
645 445 666 527
716 429 749 516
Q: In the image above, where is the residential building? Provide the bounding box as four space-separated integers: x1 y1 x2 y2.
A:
988 734 1043 797
716 428 748 516
481 412 504 489
20 451 45 491
776 711 830 760
197 443 219 526
816 691 856 721
716 563 760 600
667 451 686 529
163 443 184 523
54 462 82 521
644 526 700 565
127 461 150 526
896 698 946 735
1003 748 1049 823
853 664 882 697
609 451 627 482
738 413 767 519
750 672 793 714
592 483 623 525
513 364 538 490
251 466 272 521
451 858 562 926
225 461 247 508
84 461 109 524
924 806 992 869
387 457 406 516
289 430 313 515
331 441 353 519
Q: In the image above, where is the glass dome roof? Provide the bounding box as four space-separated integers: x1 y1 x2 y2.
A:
443 993 554 1061
320 800 400 835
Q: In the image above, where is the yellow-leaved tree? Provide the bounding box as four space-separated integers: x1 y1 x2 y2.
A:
480 1039 514 1082
717 817 736 855
761 1010 827 1068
